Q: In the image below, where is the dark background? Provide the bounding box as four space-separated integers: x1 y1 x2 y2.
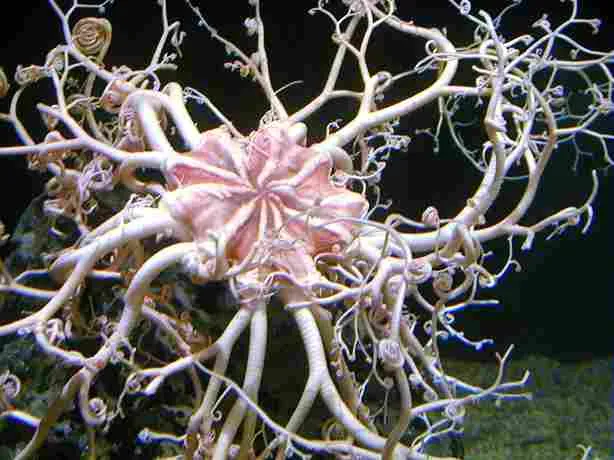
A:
0 0 611 361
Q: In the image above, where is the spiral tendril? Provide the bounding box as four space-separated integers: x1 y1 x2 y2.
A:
72 17 112 58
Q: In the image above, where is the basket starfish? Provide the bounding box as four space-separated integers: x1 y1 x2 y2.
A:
160 123 368 285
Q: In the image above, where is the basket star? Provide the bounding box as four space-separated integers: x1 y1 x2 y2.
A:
160 123 368 283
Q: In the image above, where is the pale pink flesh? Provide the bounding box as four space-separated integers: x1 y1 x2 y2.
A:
162 125 368 281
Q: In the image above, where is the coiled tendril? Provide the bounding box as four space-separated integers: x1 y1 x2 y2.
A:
72 17 112 58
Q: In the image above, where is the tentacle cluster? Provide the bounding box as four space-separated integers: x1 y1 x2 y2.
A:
0 1 611 459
